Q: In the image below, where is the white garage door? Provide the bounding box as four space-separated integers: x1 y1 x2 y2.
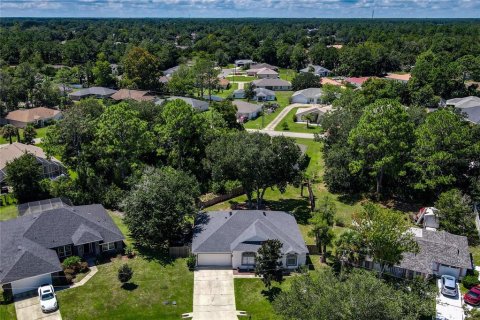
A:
11 273 52 295
439 264 461 279
197 253 232 266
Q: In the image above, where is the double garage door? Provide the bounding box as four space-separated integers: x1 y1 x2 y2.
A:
197 253 232 267
11 273 52 295
438 264 461 279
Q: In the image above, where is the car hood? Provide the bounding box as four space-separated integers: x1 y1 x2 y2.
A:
41 298 57 310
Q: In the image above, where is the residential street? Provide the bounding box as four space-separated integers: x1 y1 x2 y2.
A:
246 128 317 139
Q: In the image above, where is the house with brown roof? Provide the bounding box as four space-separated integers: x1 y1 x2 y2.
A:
0 143 64 185
5 107 62 128
384 73 411 83
110 89 156 102
218 78 230 90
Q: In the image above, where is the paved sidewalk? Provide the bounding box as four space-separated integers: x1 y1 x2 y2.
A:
192 268 238 320
264 103 315 131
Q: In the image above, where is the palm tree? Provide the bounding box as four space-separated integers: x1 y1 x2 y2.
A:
2 124 18 144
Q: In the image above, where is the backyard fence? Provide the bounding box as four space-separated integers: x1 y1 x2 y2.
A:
169 246 191 258
199 187 245 208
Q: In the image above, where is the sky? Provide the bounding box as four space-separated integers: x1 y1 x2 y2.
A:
1 0 479 18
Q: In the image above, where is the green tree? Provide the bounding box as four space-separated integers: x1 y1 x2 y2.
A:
410 109 475 194
291 72 321 91
348 99 414 196
308 196 336 259
244 83 254 101
210 100 242 130
23 124 37 144
167 64 195 96
353 203 419 277
5 153 46 203
255 239 284 291
435 189 477 244
92 53 114 87
193 58 219 98
122 47 160 90
2 124 18 144
117 264 133 285
290 44 307 71
123 167 200 247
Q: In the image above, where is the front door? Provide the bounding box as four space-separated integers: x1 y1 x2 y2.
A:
83 243 92 255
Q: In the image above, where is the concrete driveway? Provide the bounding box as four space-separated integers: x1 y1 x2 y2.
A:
15 296 62 320
436 279 464 320
192 268 238 320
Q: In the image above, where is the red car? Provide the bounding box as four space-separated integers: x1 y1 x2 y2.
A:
464 285 480 305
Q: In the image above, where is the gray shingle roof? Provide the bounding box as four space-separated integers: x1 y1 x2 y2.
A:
167 96 209 111
192 211 308 255
69 87 117 98
398 228 472 275
233 101 262 114
0 202 124 284
252 78 291 87
292 88 323 99
300 64 331 75
446 96 480 124
253 88 275 97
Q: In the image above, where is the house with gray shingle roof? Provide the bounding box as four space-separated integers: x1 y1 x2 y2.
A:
251 78 292 91
446 96 480 124
253 88 276 101
0 199 125 295
68 87 117 101
192 210 308 269
291 88 323 104
362 228 472 280
300 64 331 77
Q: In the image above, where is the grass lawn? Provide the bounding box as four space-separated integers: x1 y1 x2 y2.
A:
470 246 480 266
278 68 296 82
56 213 194 320
243 91 293 129
0 205 18 221
274 107 322 134
215 83 238 99
235 278 293 320
226 75 256 82
0 126 50 144
0 289 16 320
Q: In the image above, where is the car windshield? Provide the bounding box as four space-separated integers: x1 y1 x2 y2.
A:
469 291 480 298
41 293 54 300
445 283 456 290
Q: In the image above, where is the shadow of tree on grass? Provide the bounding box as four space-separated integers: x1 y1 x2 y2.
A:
261 287 282 303
121 282 138 291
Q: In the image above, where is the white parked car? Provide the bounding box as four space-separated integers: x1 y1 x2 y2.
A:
440 275 458 297
38 285 58 312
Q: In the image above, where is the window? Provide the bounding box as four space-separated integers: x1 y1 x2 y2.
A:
286 254 297 267
57 245 72 258
101 242 116 252
242 252 256 265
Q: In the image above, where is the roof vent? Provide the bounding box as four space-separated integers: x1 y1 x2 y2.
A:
263 212 266 216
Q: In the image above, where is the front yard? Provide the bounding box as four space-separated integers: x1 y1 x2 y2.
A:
0 126 50 144
243 91 293 129
274 107 323 134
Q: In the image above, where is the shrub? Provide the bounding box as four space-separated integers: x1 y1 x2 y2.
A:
186 254 196 271
282 122 289 131
64 274 74 284
2 289 13 303
63 268 75 275
79 262 89 273
125 245 135 258
63 256 81 269
334 216 346 227
463 270 480 289
118 264 133 284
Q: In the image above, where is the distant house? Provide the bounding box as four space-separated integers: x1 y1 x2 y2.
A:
5 107 62 128
344 77 371 88
233 89 246 99
0 199 125 295
253 88 276 102
192 210 308 269
249 63 279 71
164 96 209 112
110 89 156 102
362 228 472 280
203 95 224 102
246 68 279 79
446 96 480 124
0 143 65 185
295 105 332 124
69 87 117 101
233 101 262 120
251 78 292 91
291 88 323 104
321 78 344 87
234 59 254 68
300 64 331 77
384 73 411 83
218 78 230 90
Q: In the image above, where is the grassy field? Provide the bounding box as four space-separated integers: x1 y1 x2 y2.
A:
226 75 256 82
278 68 296 81
274 107 322 134
0 126 50 144
57 213 193 320
243 91 293 129
215 83 238 99
0 205 18 221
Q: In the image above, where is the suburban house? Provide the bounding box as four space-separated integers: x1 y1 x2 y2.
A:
246 68 279 79
163 65 180 77
5 107 62 128
69 87 118 101
192 210 308 269
203 94 224 102
233 101 262 121
384 73 411 83
446 96 480 124
233 89 245 99
110 89 156 102
291 88 323 104
251 78 292 91
0 198 125 295
362 227 472 280
253 88 276 101
248 63 279 71
234 59 254 68
295 105 332 124
344 77 371 88
156 96 209 112
0 143 64 185
321 78 344 87
300 65 331 77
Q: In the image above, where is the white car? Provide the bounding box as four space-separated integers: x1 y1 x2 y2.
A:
38 285 58 312
441 275 458 297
